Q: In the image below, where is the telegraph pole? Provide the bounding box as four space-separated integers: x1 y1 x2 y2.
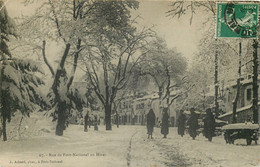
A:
252 39 258 124
215 39 219 117
232 40 242 123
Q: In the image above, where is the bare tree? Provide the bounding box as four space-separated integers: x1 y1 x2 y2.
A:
83 25 153 130
138 37 187 118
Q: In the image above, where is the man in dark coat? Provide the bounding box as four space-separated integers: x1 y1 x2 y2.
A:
146 109 156 139
203 108 215 142
177 109 186 137
94 115 98 131
84 112 89 132
161 108 169 138
187 108 198 140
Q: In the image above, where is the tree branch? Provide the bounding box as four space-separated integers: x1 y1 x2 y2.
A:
51 43 71 100
48 0 66 43
42 40 55 76
66 38 82 91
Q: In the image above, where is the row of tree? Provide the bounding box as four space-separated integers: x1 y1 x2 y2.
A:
167 1 259 123
1 0 189 141
4 0 258 142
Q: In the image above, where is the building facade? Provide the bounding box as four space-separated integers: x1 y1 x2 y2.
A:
114 91 180 127
219 77 260 125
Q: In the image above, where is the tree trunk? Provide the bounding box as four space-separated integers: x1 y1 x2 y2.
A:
214 39 219 117
2 115 7 141
252 39 258 124
158 86 163 118
116 112 119 128
18 116 24 138
52 44 70 136
105 105 112 130
55 112 66 136
203 90 206 111
55 101 67 136
166 68 171 118
232 41 242 123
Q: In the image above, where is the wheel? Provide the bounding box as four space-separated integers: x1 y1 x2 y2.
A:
246 138 252 145
224 133 229 144
227 137 232 144
230 138 234 144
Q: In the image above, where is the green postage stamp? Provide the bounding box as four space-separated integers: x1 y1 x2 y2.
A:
216 3 259 38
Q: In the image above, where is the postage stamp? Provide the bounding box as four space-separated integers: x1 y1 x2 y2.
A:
216 3 259 38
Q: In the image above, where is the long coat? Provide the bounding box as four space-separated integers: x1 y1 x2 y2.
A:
187 112 198 138
146 110 156 135
203 113 215 139
177 113 186 136
161 112 169 135
84 113 89 132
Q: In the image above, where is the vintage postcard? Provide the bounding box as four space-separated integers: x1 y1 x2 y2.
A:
1 0 260 167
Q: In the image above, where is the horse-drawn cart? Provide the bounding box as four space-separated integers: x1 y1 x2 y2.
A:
222 123 259 145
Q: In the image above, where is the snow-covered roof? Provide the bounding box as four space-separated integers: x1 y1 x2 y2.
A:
218 104 253 118
218 101 260 118
222 123 259 130
215 119 228 124
224 77 260 89
134 93 159 101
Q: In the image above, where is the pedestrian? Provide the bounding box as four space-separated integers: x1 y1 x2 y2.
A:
161 108 169 138
146 109 156 139
203 108 215 142
177 109 186 137
187 108 198 140
94 115 98 131
89 116 92 128
84 111 89 132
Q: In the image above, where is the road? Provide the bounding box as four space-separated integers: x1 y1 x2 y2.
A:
1 124 260 167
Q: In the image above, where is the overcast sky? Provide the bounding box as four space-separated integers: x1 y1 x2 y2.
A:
5 0 210 65
135 1 209 63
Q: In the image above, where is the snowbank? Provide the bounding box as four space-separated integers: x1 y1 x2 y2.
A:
3 111 56 141
1 124 260 167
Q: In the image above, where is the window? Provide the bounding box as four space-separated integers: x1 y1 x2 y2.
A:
247 88 252 101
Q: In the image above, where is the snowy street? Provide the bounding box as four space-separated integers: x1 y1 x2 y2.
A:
2 1 260 167
1 121 260 167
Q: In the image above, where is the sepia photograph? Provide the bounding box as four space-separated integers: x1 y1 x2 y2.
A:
1 0 260 166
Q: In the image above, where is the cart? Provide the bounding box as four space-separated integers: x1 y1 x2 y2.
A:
222 123 259 145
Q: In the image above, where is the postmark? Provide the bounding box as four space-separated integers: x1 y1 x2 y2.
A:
216 3 258 38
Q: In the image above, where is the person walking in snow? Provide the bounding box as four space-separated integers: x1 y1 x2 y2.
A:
146 109 156 139
94 115 98 131
203 108 215 142
84 112 89 132
161 108 169 138
187 108 198 140
177 109 186 137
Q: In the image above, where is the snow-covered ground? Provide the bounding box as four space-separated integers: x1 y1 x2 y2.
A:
1 114 260 167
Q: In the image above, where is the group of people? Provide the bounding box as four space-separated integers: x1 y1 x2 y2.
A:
177 108 216 141
146 107 216 141
146 108 170 139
